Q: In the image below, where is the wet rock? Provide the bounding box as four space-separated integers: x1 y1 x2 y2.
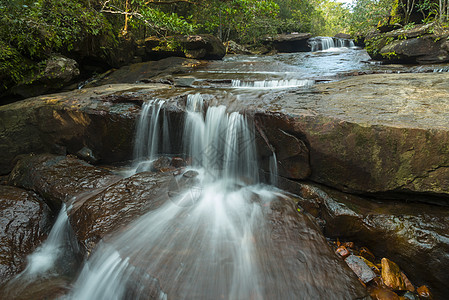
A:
0 186 52 285
287 180 449 299
335 33 352 39
8 154 120 210
417 285 432 299
369 285 400 300
381 258 406 291
69 172 172 252
401 272 415 293
403 291 419 300
151 156 172 172
170 157 186 168
345 255 377 283
262 33 312 53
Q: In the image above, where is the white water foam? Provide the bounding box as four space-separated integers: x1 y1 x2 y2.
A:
231 79 314 89
67 94 270 299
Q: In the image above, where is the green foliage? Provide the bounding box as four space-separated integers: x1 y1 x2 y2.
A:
348 0 396 35
0 0 114 89
192 0 280 43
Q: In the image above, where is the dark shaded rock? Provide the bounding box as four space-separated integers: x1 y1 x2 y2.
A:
263 33 312 53
345 255 377 283
69 172 172 252
9 55 80 100
143 34 226 60
288 180 449 299
83 57 204 87
76 146 98 164
0 186 52 285
8 154 120 210
255 116 310 180
170 157 186 168
335 33 352 39
224 40 252 54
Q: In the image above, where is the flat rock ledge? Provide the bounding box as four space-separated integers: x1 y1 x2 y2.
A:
1 73 449 203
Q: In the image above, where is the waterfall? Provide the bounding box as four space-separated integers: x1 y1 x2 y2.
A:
67 93 269 299
132 99 170 173
309 37 355 51
231 79 314 89
270 152 278 186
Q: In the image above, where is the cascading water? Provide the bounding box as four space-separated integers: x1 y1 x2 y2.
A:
309 37 355 51
231 79 314 89
65 95 310 299
132 99 170 173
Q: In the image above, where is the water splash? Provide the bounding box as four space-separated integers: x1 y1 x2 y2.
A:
67 94 269 299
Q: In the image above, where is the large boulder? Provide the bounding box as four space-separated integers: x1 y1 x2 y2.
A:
365 23 449 64
262 33 312 53
285 180 449 300
9 55 80 99
254 73 449 201
0 186 53 285
8 154 121 210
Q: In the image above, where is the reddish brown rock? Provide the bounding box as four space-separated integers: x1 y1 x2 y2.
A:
401 272 415 293
381 258 406 291
8 154 120 210
0 186 52 285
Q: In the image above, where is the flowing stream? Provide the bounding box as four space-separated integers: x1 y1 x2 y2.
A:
67 94 281 299
11 42 414 299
